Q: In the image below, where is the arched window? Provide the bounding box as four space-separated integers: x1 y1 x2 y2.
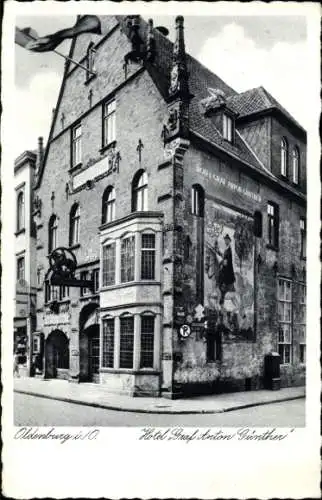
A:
17 191 25 231
292 147 300 184
191 184 205 217
102 186 116 224
48 215 58 254
69 204 80 246
86 42 96 80
132 170 148 212
280 137 288 177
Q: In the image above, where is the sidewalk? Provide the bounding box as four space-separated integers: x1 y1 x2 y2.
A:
14 377 305 414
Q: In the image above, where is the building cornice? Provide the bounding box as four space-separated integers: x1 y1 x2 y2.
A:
14 151 37 172
99 211 164 232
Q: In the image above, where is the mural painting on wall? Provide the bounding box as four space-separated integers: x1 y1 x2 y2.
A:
204 201 254 340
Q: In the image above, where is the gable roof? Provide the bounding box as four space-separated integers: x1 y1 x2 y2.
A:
227 86 306 135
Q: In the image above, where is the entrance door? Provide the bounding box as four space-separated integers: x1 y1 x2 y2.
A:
88 327 100 383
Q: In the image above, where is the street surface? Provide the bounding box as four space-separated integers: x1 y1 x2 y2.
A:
15 393 305 427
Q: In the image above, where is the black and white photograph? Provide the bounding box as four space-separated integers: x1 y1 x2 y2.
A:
2 2 320 499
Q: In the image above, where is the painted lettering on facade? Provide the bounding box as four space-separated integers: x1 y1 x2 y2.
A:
196 165 262 202
204 201 255 340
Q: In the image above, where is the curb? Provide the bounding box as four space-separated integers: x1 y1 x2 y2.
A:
14 389 305 415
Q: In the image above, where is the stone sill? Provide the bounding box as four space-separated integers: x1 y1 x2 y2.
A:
100 281 161 292
99 140 117 155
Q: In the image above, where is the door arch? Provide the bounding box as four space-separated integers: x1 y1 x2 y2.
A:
45 330 69 379
79 303 100 382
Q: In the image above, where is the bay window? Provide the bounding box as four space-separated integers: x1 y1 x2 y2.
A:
121 236 135 283
141 234 156 280
102 318 115 368
102 243 116 286
277 278 292 364
120 316 134 368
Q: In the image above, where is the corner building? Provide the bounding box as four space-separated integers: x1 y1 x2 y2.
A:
34 15 306 397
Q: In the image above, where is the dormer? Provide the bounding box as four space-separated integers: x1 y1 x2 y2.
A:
199 88 238 144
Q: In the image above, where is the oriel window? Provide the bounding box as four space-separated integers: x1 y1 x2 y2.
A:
72 123 82 167
121 236 135 283
103 100 116 147
267 202 279 249
102 243 116 286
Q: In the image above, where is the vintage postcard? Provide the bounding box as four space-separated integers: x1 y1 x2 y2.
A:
1 1 321 498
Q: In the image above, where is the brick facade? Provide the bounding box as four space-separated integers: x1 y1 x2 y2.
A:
32 15 306 397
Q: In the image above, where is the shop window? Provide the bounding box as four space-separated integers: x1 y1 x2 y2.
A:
102 186 116 224
69 203 80 246
300 217 306 259
17 256 25 281
277 278 292 364
103 99 116 147
121 236 135 283
292 146 300 184
120 316 134 369
102 318 115 368
17 190 25 232
280 137 288 177
48 214 58 254
140 315 154 368
132 170 148 212
267 202 279 249
141 233 156 280
72 123 82 167
254 210 263 238
102 243 116 286
191 184 204 217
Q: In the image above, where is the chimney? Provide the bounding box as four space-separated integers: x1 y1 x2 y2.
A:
36 136 44 174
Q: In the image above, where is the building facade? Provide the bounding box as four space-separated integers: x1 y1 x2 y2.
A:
14 149 38 376
33 15 306 397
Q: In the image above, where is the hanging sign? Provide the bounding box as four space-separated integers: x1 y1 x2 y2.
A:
179 325 191 338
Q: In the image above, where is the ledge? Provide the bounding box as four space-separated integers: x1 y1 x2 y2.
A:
84 73 97 86
69 243 81 251
100 280 161 292
99 140 117 155
15 229 25 236
99 211 164 231
100 368 160 375
68 162 83 175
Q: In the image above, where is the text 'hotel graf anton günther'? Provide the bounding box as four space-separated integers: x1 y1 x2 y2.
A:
14 15 306 398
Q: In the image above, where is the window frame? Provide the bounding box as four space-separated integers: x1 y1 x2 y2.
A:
69 204 80 247
191 184 205 217
71 123 82 168
119 315 134 369
300 217 306 259
48 214 58 254
102 242 116 287
267 201 279 250
141 233 156 280
280 137 288 177
132 170 148 212
102 186 116 224
86 42 96 82
17 256 25 281
17 190 25 232
223 114 233 142
121 235 135 283
277 278 293 365
140 314 155 369
297 283 306 364
102 99 116 148
102 317 115 368
292 146 300 184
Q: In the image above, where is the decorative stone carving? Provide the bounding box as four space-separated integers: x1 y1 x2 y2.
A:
107 146 121 174
33 195 42 216
146 19 155 62
200 88 226 115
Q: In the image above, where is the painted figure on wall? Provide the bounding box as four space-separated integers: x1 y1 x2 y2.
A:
204 202 254 340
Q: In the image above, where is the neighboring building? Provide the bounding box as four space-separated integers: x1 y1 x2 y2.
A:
33 15 306 397
14 148 39 376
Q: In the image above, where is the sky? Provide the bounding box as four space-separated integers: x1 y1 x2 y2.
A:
14 14 308 157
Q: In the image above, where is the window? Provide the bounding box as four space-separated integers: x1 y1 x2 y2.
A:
140 315 154 368
17 257 25 281
93 268 99 292
80 271 90 296
102 186 116 224
280 138 288 177
102 243 116 286
120 316 134 368
141 234 156 280
254 210 263 238
278 278 292 364
191 184 205 217
223 114 233 142
292 147 300 184
298 284 306 363
102 318 114 368
103 100 116 147
69 204 80 246
267 202 279 249
121 236 135 282
48 215 58 254
17 191 25 231
45 282 58 303
132 170 148 212
72 123 82 167
59 285 69 301
300 217 306 259
86 42 96 81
